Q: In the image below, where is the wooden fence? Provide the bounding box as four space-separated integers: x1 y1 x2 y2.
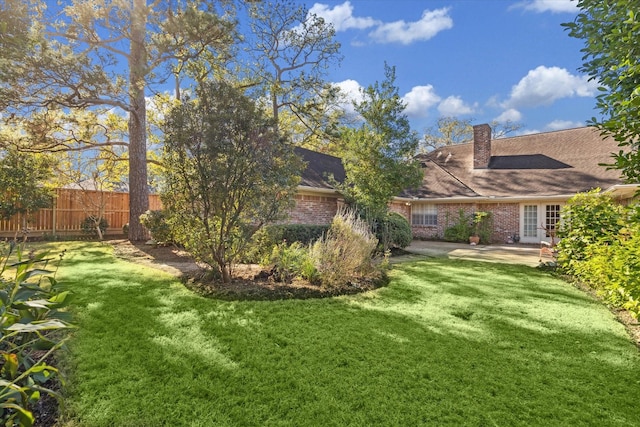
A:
0 188 162 238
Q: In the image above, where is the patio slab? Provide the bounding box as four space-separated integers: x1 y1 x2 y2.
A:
403 240 544 267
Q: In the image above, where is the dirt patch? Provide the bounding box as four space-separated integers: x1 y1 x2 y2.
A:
109 240 386 300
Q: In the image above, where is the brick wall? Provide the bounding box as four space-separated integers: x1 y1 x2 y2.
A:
389 201 411 221
478 203 519 243
411 202 520 243
287 193 522 244
286 193 340 225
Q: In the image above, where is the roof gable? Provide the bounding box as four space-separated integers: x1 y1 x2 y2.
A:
411 127 627 199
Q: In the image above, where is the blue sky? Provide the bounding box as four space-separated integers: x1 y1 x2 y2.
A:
300 0 595 136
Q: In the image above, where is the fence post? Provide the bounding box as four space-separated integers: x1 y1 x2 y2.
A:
52 191 57 237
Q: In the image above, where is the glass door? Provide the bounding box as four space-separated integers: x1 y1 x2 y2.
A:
522 205 538 242
520 203 563 243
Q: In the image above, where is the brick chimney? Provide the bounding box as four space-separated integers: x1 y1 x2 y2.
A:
473 124 492 169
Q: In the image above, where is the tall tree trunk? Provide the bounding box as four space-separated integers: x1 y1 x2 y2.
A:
128 0 149 241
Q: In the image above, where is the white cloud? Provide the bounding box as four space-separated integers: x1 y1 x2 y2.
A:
545 119 585 130
369 8 453 45
512 0 578 13
308 1 378 31
505 66 597 108
402 85 441 117
334 79 364 114
494 108 522 122
437 96 477 116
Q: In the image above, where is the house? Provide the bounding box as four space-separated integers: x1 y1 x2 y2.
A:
403 124 638 243
287 147 411 225
288 126 639 244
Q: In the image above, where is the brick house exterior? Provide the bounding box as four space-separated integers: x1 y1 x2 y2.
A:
405 125 638 244
289 127 638 244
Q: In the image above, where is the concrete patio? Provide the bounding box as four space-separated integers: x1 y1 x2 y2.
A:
403 240 545 267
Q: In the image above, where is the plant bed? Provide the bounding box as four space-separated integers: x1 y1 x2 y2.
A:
110 240 388 301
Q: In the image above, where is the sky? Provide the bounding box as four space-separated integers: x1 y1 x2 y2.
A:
297 0 595 136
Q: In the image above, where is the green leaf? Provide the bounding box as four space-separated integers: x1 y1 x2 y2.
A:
13 299 52 310
6 320 68 333
1 353 19 379
0 403 35 427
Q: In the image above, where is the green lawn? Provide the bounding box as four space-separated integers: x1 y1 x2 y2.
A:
47 242 639 426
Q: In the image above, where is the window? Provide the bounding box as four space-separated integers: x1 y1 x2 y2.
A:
545 204 561 237
412 204 437 226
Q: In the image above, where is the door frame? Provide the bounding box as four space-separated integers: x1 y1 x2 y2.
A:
519 203 563 244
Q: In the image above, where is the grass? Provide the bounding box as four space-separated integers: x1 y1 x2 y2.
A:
40 242 640 426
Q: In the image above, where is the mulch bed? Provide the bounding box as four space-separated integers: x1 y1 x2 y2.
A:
111 240 387 301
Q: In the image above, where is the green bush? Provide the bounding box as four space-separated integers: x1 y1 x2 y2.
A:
443 209 473 243
81 216 108 238
570 221 640 318
556 189 624 275
557 192 640 319
473 211 493 244
375 212 412 249
139 210 173 243
266 242 319 284
245 224 329 264
310 209 380 288
0 242 72 425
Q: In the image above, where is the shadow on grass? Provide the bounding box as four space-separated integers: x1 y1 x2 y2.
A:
55 243 640 426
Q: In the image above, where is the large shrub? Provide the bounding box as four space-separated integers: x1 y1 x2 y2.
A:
161 81 303 283
310 209 380 288
375 211 412 249
443 210 493 244
443 209 472 243
0 242 72 425
139 210 173 244
557 191 640 319
556 189 624 275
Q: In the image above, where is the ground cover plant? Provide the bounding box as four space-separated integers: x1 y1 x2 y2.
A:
0 242 72 426
47 241 640 426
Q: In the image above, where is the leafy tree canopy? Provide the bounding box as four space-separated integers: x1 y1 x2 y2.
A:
0 0 236 240
334 63 423 217
0 149 53 221
563 0 640 182
161 81 303 283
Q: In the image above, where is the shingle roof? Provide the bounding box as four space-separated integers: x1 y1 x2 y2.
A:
407 127 625 199
295 147 345 190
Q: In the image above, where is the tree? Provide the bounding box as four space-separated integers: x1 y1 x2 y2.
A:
162 81 303 283
0 0 235 240
0 149 53 238
56 146 128 240
563 0 640 182
420 116 524 152
243 0 342 144
421 116 473 152
335 63 423 217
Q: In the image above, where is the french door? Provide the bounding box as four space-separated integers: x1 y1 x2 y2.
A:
520 203 562 243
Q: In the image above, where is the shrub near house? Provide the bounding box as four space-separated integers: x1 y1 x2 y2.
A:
557 190 640 318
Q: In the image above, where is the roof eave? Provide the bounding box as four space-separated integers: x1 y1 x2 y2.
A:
395 194 577 203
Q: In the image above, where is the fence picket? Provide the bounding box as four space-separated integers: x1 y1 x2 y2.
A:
0 189 162 238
